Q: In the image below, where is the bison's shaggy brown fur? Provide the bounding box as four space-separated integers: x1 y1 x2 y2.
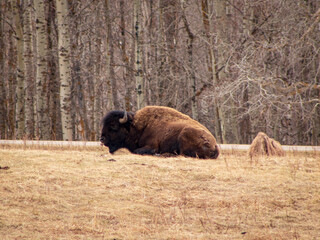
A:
248 132 285 159
133 106 210 133
133 106 219 159
100 106 219 159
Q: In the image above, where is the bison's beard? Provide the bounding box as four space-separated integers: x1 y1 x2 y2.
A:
101 141 119 154
108 145 118 154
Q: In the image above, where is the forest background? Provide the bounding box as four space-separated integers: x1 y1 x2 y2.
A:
0 0 319 145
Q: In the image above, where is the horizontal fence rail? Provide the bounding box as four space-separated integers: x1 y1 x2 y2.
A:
219 144 320 152
0 140 319 152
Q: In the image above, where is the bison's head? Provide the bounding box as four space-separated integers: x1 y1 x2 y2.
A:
100 110 134 153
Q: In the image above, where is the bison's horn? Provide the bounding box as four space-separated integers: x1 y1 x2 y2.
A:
119 110 128 124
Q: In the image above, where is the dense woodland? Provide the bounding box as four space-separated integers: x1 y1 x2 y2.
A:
0 0 319 145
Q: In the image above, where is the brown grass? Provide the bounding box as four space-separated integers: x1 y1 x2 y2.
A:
249 132 286 159
0 145 319 240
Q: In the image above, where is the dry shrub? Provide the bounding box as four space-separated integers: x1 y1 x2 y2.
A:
249 132 285 158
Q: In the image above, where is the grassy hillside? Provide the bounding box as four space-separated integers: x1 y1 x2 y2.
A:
0 146 319 239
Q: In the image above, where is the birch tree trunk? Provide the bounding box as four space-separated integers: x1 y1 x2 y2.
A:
0 0 5 139
146 0 158 105
134 0 145 109
34 0 50 139
120 0 132 111
56 0 73 141
157 1 165 105
93 11 102 140
109 30 119 110
239 0 253 144
201 0 223 142
47 0 61 140
23 0 35 139
12 0 25 139
213 0 229 143
181 1 198 120
7 13 16 139
103 0 115 110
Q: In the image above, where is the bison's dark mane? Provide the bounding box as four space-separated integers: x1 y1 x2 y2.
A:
101 110 126 125
101 110 135 133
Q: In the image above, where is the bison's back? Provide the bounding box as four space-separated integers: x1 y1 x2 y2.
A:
133 106 206 130
132 106 219 159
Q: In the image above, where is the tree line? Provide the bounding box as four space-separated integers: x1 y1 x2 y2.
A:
0 0 319 145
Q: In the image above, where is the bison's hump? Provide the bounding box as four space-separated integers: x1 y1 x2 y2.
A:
133 106 197 130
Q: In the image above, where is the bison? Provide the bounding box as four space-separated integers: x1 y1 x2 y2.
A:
100 106 219 159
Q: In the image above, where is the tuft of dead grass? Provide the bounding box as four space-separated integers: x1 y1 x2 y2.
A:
0 146 319 239
249 132 286 160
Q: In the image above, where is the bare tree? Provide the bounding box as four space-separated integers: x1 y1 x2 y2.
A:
47 0 61 140
56 0 73 140
0 0 5 139
103 0 114 111
23 0 35 139
1 0 319 144
238 0 254 144
34 0 50 139
93 6 102 140
201 0 223 143
6 2 16 139
181 0 197 120
120 0 133 111
134 0 145 109
12 0 25 139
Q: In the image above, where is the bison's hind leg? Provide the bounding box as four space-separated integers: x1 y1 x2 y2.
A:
178 127 219 159
178 127 201 158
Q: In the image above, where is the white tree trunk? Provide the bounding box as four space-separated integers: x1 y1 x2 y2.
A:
134 0 145 109
104 0 114 110
23 0 35 139
120 0 133 111
12 0 25 139
56 0 73 141
0 0 6 138
181 1 198 120
214 0 229 143
35 0 50 139
93 11 102 140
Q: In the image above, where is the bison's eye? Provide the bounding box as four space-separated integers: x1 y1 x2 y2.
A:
109 123 119 131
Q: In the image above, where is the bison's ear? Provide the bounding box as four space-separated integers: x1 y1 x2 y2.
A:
122 112 134 131
127 112 134 122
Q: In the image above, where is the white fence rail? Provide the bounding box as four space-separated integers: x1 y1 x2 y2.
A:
219 144 320 152
1 140 319 152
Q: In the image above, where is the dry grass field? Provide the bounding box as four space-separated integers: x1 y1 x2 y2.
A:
0 145 319 240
